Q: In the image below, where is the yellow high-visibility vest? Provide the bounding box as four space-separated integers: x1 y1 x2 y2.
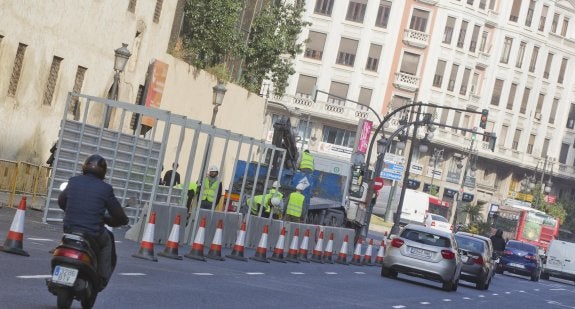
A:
299 152 314 171
176 182 198 195
249 195 270 215
201 178 219 202
286 191 305 217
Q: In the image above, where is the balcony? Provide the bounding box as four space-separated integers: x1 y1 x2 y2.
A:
476 51 490 69
416 0 438 5
486 10 499 27
393 72 419 92
403 29 430 49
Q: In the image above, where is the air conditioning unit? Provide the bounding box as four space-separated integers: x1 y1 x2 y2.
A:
534 112 542 120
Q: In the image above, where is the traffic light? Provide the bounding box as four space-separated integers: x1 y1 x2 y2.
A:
479 109 489 129
488 132 497 152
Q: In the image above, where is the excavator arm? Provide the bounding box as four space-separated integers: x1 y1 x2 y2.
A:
272 117 299 170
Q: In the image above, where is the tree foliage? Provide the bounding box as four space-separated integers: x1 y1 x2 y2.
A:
460 202 484 224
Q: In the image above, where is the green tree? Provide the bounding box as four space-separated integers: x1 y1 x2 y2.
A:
460 202 484 224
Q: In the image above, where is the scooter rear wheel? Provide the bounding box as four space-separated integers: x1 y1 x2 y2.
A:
81 292 97 309
57 289 73 309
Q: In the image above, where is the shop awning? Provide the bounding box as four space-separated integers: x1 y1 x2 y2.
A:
429 196 449 207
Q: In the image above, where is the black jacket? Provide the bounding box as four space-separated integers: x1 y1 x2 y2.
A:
58 174 128 236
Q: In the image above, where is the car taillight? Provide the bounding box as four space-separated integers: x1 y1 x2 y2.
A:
53 248 92 264
449 225 453 231
525 254 537 261
391 238 404 248
503 250 513 256
431 221 436 227
441 249 455 260
473 255 484 265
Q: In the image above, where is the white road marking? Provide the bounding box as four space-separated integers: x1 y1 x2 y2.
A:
246 272 265 275
354 271 366 275
325 272 338 275
492 293 499 296
505 291 511 294
546 300 575 308
291 272 305 275
534 289 540 291
550 288 567 291
518 290 526 293
17 275 51 279
192 273 213 276
118 273 146 276
462 297 471 300
420 301 430 304
27 238 53 241
392 306 405 308
478 295 485 298
443 299 452 302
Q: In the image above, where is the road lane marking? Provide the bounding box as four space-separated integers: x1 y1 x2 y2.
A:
478 295 485 298
27 238 53 241
17 275 51 279
192 273 213 276
354 272 366 275
392 306 405 308
119 273 146 276
442 299 452 302
462 297 471 300
291 272 305 275
546 300 575 308
246 272 265 275
325 272 337 275
534 289 540 291
492 293 499 296
420 301 430 304
505 292 511 294
550 288 567 291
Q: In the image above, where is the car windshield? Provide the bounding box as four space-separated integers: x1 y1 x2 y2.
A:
431 214 448 222
506 241 537 254
402 229 451 247
455 235 485 253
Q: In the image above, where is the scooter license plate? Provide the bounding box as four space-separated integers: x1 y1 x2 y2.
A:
52 266 78 286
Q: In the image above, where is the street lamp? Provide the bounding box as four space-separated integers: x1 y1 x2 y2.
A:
104 43 132 128
429 148 444 195
210 80 227 126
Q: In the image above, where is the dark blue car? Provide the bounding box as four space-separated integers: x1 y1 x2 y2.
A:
496 240 541 281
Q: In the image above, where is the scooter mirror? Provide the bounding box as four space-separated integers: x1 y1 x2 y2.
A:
59 182 68 191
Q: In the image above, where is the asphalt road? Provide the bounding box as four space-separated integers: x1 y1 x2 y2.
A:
1 206 574 309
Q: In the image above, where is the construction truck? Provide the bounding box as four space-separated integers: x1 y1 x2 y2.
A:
223 117 368 233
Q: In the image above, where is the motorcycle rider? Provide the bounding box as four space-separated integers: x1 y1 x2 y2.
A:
490 228 506 253
57 154 129 290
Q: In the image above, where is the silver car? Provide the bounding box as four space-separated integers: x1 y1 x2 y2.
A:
381 224 463 291
454 233 495 290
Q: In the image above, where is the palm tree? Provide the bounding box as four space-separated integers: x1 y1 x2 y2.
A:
460 202 484 224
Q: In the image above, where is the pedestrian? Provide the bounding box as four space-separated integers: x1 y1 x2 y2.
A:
490 228 506 253
46 141 57 167
199 165 222 210
267 181 284 219
285 184 306 222
248 194 282 218
176 181 198 213
298 149 315 173
163 163 181 187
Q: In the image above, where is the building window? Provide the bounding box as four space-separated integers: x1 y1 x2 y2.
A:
410 8 429 32
375 1 392 28
336 38 358 67
479 30 488 52
433 60 447 88
304 31 326 60
8 43 27 97
558 58 568 84
506 83 517 110
529 46 539 73
562 18 569 37
459 68 471 96
512 129 521 150
328 81 349 105
128 0 137 13
516 41 526 68
470 72 480 95
443 17 456 44
314 0 334 16
69 66 87 120
539 5 548 32
525 0 535 27
457 21 468 48
440 108 449 125
365 43 382 72
42 56 63 106
543 53 554 79
551 13 560 33
479 0 486 10
346 0 367 23
535 93 544 120
295 74 317 98
500 125 509 148
542 138 550 157
399 52 420 75
567 104 575 129
322 125 355 148
520 87 530 114
358 87 372 107
447 64 459 92
391 95 412 109
527 134 535 154
153 0 163 23
490 79 503 106
560 143 569 164
469 25 480 53
509 0 521 22
452 111 462 134
550 98 558 124
500 37 512 64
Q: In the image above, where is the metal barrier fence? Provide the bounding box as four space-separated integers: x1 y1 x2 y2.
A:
0 159 50 208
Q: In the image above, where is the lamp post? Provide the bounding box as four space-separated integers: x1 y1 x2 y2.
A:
429 148 444 196
104 43 132 128
451 137 477 226
532 156 553 209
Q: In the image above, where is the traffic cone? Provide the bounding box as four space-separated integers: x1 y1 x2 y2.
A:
185 217 207 261
0 196 29 256
375 239 385 265
250 225 270 263
322 233 334 264
362 239 374 266
132 212 158 262
158 215 183 260
207 219 225 261
310 230 324 263
286 228 300 263
298 229 310 262
226 220 248 261
335 235 349 265
269 227 287 263
350 238 363 266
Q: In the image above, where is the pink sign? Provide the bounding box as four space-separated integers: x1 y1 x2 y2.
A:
356 119 372 154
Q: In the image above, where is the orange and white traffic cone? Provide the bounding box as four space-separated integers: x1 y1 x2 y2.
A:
349 238 363 266
285 227 300 263
226 220 248 261
250 225 270 263
207 219 225 261
132 212 158 262
322 233 334 264
298 229 310 262
269 226 287 263
362 239 374 266
185 217 207 261
310 230 324 263
335 235 349 265
158 214 183 260
0 196 29 256
374 239 385 265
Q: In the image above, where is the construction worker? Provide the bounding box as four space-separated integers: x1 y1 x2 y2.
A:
176 181 198 213
285 184 306 222
248 194 282 218
199 165 222 210
298 149 315 173
267 181 284 219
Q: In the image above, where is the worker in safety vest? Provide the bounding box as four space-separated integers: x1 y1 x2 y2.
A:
285 184 306 222
249 194 282 218
199 165 222 210
176 181 198 212
298 149 315 173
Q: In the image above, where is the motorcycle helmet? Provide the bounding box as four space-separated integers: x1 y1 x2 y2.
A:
82 154 107 180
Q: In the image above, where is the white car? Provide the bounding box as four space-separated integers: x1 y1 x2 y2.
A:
424 213 452 233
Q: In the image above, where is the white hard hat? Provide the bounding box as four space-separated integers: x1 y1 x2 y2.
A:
296 183 306 191
208 165 219 173
270 196 282 207
272 180 280 188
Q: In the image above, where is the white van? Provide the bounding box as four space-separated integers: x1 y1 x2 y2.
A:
541 239 575 282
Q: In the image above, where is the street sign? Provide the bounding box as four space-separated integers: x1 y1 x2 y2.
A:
374 177 384 191
381 171 402 181
384 152 405 165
